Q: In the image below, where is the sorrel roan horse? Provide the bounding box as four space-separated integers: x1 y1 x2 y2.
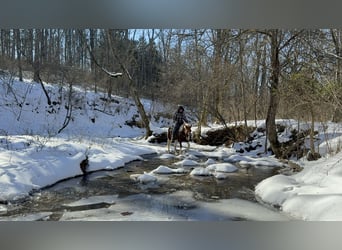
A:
167 123 192 154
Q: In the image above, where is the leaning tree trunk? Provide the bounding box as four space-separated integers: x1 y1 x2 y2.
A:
106 30 152 139
131 86 152 138
82 30 152 139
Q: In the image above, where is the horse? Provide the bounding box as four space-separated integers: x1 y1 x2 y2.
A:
167 123 192 154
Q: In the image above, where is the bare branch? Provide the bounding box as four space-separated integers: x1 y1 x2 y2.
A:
279 30 304 51
327 52 342 60
79 30 123 79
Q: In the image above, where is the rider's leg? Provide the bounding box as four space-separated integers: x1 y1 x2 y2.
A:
172 123 180 142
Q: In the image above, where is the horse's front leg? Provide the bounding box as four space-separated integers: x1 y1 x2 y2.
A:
167 139 171 153
179 141 183 155
186 141 190 151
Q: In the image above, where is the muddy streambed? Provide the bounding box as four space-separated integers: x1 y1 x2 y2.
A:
0 154 284 221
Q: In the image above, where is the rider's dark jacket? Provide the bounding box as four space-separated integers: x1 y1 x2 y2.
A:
173 111 188 125
172 107 188 139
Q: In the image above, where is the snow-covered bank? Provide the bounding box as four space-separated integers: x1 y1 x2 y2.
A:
254 120 342 220
255 151 342 220
206 117 342 220
0 135 159 201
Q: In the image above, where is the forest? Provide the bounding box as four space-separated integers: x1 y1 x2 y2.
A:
1 29 342 158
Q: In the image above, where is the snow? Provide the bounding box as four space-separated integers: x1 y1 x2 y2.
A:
0 205 7 215
158 153 175 159
204 158 216 165
255 152 342 220
151 165 186 174
2 77 342 220
190 167 212 176
173 159 199 166
0 136 156 201
224 155 254 163
130 172 157 184
206 163 238 173
189 163 238 179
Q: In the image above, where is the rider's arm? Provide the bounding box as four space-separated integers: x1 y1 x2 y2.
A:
173 112 177 122
182 113 188 123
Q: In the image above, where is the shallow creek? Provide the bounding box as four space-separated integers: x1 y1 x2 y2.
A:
0 153 284 221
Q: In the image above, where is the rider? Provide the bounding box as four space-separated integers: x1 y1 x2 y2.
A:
172 105 188 142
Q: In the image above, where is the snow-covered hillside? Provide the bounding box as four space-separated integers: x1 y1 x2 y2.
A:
0 76 174 138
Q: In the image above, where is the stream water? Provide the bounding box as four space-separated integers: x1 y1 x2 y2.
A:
0 153 283 221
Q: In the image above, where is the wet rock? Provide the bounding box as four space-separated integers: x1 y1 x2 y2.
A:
148 132 168 143
306 151 321 161
198 126 255 146
121 211 133 216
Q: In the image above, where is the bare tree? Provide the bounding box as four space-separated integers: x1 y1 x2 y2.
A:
257 29 303 157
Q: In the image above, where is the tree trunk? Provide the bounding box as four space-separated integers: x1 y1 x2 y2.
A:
58 82 73 134
15 29 23 81
238 32 248 139
89 29 97 92
310 106 316 154
259 44 268 118
253 34 261 126
330 29 342 122
33 29 41 83
32 29 51 105
266 30 281 157
132 87 152 138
